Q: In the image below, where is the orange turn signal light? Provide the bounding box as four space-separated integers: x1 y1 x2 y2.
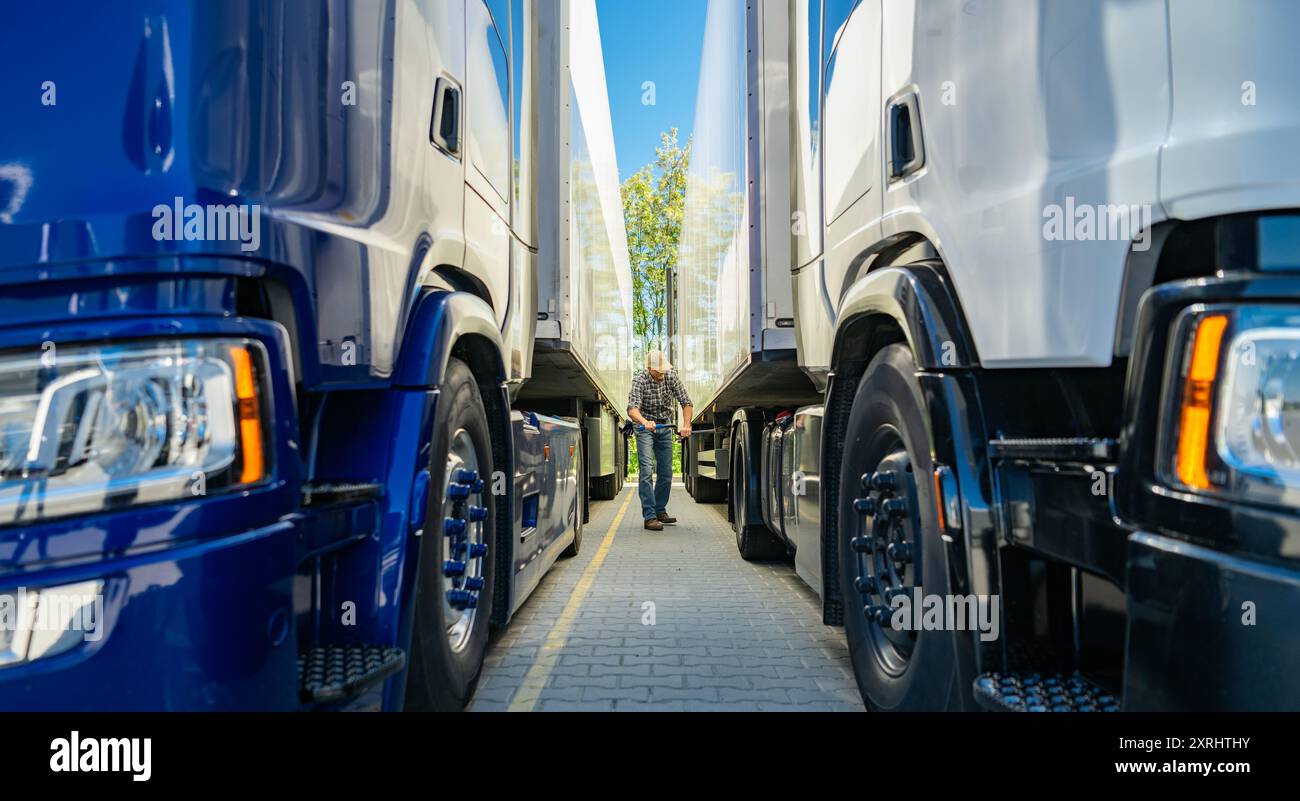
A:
1175 314 1228 490
932 468 946 530
230 345 266 485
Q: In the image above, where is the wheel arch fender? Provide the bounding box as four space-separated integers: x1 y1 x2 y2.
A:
395 289 515 628
819 260 977 625
395 290 505 388
832 262 977 373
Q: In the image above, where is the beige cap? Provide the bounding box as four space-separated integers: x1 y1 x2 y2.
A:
645 350 673 372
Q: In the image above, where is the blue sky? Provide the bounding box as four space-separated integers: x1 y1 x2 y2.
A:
597 0 708 182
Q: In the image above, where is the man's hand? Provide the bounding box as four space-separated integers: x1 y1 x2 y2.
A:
679 424 692 438
629 408 655 431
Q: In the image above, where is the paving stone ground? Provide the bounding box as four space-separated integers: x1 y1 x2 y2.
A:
469 484 864 712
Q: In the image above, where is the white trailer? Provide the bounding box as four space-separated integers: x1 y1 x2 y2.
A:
515 0 635 501
675 0 821 558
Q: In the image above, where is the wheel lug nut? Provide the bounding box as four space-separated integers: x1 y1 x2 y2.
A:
447 589 477 609
881 497 906 517
444 518 467 536
471 479 485 494
443 560 467 577
864 604 890 623
465 576 485 591
871 471 898 491
455 469 479 483
468 543 489 558
448 484 471 500
887 542 912 562
853 497 876 515
468 505 488 521
854 575 878 595
851 535 873 553
884 586 910 602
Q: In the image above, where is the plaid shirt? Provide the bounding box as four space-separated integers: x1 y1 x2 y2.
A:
627 369 692 422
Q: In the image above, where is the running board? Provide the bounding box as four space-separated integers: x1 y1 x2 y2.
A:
988 437 1116 463
990 438 1129 585
298 644 406 705
974 672 1119 712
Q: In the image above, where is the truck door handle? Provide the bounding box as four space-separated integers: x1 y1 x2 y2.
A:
430 77 461 155
888 92 924 180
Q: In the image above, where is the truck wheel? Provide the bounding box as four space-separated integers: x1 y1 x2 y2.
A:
405 357 496 711
562 438 584 557
588 425 616 500
693 476 726 504
615 438 625 492
733 426 785 560
838 344 964 711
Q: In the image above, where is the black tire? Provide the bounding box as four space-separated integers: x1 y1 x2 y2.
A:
838 344 967 712
732 424 785 560
405 357 496 712
589 426 627 500
683 438 695 498
590 472 616 500
615 437 624 492
728 437 738 526
561 437 584 558
692 475 727 503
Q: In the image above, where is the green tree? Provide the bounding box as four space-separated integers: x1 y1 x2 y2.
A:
621 129 691 360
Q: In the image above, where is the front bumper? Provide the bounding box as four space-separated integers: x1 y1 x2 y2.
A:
1125 531 1300 711
0 519 298 711
1117 271 1300 710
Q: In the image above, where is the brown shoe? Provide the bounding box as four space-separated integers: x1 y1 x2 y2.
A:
644 518 664 531
656 512 677 524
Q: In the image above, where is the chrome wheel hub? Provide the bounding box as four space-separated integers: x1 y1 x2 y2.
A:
439 428 489 654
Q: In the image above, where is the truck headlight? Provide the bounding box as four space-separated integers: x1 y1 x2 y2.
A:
1161 305 1300 507
0 339 270 526
0 580 104 667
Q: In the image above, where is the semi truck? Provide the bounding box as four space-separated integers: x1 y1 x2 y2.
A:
676 0 822 561
0 0 632 711
682 0 1300 711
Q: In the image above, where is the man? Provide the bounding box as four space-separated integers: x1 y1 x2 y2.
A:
627 350 693 531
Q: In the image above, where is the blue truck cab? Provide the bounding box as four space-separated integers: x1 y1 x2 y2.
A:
0 0 585 710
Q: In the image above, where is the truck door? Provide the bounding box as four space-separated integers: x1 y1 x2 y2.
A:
820 0 883 305
420 0 469 309
502 0 539 384
463 0 513 328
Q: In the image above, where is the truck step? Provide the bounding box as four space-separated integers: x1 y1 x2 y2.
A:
974 672 1119 712
301 481 384 507
988 437 1116 462
298 644 406 704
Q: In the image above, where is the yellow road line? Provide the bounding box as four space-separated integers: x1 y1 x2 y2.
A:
507 489 636 712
